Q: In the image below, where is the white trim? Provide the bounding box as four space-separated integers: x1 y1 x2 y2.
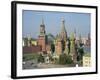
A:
17 3 96 77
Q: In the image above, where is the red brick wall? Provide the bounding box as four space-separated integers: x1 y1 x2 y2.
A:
23 46 42 53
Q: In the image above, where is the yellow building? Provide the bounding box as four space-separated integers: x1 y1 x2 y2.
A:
83 53 91 67
31 40 37 46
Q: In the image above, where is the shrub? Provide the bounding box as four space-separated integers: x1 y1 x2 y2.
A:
66 55 73 64
37 54 44 63
59 53 73 65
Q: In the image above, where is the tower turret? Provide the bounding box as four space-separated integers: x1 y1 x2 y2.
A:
38 18 47 52
40 18 46 36
60 18 68 52
70 33 77 63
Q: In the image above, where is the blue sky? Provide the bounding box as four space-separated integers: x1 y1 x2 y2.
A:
22 10 90 38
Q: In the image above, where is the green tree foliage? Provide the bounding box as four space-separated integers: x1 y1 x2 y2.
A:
59 53 73 65
23 53 38 61
77 47 84 61
51 43 55 53
37 54 44 63
66 55 73 64
48 54 54 62
54 58 59 64
59 53 67 65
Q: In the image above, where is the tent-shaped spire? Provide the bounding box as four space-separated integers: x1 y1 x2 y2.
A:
74 28 76 39
61 18 67 33
60 17 67 40
39 17 46 35
41 17 44 25
70 32 75 41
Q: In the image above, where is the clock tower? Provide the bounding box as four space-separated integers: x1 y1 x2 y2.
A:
37 18 47 52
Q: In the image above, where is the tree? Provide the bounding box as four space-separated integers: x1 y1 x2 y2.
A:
51 43 55 53
59 53 73 65
66 55 73 64
77 35 84 60
77 47 84 61
37 54 44 63
59 53 67 65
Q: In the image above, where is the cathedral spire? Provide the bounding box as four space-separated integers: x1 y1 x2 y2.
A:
61 18 66 33
79 34 82 44
60 17 67 41
41 17 44 25
74 29 76 39
88 33 90 40
70 32 77 62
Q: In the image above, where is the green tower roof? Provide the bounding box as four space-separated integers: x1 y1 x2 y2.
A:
70 32 75 40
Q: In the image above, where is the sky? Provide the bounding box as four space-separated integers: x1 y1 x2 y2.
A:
22 10 90 38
